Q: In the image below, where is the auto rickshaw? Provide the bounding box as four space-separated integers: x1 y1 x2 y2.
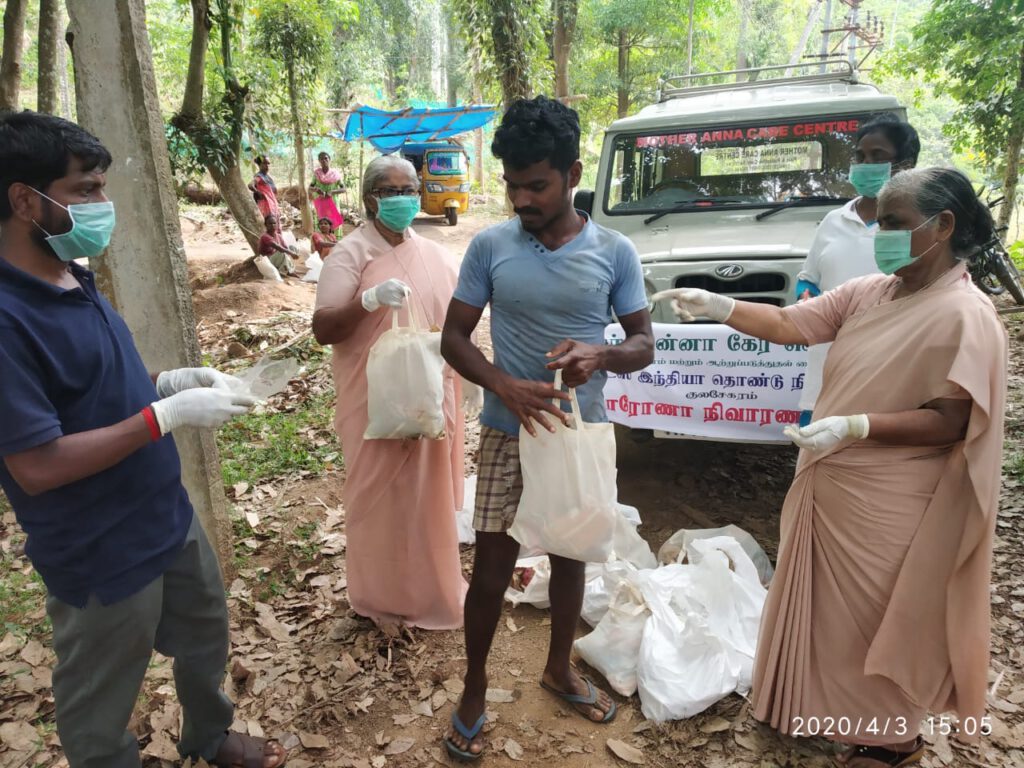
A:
400 142 471 225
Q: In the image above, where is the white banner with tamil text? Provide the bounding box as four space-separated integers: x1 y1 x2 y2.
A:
604 322 808 442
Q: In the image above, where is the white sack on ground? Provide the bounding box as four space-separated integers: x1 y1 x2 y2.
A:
254 255 283 282
574 564 649 696
302 252 323 283
657 524 774 585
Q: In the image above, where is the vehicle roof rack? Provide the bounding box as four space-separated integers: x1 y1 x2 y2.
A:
658 60 857 102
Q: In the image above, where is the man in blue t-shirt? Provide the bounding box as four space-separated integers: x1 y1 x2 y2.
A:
0 112 286 768
441 97 653 760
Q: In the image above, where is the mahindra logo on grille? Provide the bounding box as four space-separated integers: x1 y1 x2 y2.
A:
715 264 745 279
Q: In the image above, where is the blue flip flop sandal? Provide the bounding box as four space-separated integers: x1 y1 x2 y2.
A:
444 711 487 762
540 675 617 723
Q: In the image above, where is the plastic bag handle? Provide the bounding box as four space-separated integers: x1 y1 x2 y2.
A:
551 369 583 424
390 286 419 332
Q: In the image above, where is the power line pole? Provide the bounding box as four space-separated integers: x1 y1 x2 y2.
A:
686 0 696 75
819 0 833 72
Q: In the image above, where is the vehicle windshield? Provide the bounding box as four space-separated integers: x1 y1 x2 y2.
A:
605 115 869 214
426 151 466 176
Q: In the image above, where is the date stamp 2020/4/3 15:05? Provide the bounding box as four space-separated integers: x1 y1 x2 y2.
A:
790 715 993 739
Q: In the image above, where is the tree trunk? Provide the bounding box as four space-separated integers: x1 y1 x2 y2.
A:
552 0 577 101
37 0 61 113
999 43 1024 232
174 0 262 251
472 54 485 191
287 60 313 236
736 0 750 79
209 161 265 246
490 0 531 109
617 29 629 119
0 0 28 112
59 23 72 117
445 16 459 107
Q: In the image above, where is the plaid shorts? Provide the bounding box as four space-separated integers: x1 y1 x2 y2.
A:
473 426 523 533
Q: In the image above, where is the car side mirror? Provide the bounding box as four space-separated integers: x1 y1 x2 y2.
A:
574 189 594 215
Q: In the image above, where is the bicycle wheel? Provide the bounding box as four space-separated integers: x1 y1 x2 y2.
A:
991 246 1024 304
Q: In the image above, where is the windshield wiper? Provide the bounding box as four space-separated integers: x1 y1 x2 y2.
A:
643 198 744 225
755 195 850 221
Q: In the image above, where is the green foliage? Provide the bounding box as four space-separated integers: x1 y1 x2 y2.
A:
0 495 48 639
449 0 552 105
1010 240 1024 270
216 392 339 487
885 0 1024 177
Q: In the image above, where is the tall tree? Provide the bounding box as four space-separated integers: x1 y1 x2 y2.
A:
254 0 347 235
451 0 548 110
445 15 464 107
891 0 1024 229
552 0 578 100
490 0 535 106
172 0 263 250
593 0 686 118
37 0 61 114
0 0 28 112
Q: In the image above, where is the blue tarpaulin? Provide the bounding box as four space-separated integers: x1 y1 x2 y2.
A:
342 105 497 153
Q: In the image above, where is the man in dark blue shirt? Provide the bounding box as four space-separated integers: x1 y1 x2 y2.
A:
0 112 286 768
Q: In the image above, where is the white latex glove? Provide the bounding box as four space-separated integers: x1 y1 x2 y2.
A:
150 388 260 435
461 378 484 418
361 278 410 312
651 288 736 323
155 367 245 398
783 414 870 453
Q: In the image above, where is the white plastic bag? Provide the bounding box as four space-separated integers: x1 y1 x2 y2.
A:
503 556 552 608
657 524 774 585
233 356 301 399
575 570 649 696
508 371 618 563
254 255 283 282
456 475 477 545
302 252 323 283
636 591 741 722
364 305 446 440
610 512 657 570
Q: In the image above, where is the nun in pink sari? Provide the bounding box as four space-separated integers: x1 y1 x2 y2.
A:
310 151 345 233
312 154 467 630
655 167 1007 768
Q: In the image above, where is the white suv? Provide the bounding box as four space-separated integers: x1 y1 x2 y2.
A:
579 62 904 320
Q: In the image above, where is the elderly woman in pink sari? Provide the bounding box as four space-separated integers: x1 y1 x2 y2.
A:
310 152 345 233
312 155 468 630
249 155 280 226
655 167 1007 768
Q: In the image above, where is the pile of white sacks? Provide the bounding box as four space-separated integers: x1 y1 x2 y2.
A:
458 480 773 723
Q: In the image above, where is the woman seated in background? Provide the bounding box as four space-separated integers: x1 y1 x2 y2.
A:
311 216 338 259
655 167 1007 768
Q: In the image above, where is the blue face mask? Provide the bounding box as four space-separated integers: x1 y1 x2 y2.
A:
375 195 420 232
873 214 939 275
849 162 892 198
32 189 116 262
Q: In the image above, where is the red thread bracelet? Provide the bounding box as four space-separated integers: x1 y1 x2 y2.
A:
141 406 162 441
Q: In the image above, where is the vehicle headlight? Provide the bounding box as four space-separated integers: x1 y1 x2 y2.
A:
426 182 442 193
459 182 472 192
